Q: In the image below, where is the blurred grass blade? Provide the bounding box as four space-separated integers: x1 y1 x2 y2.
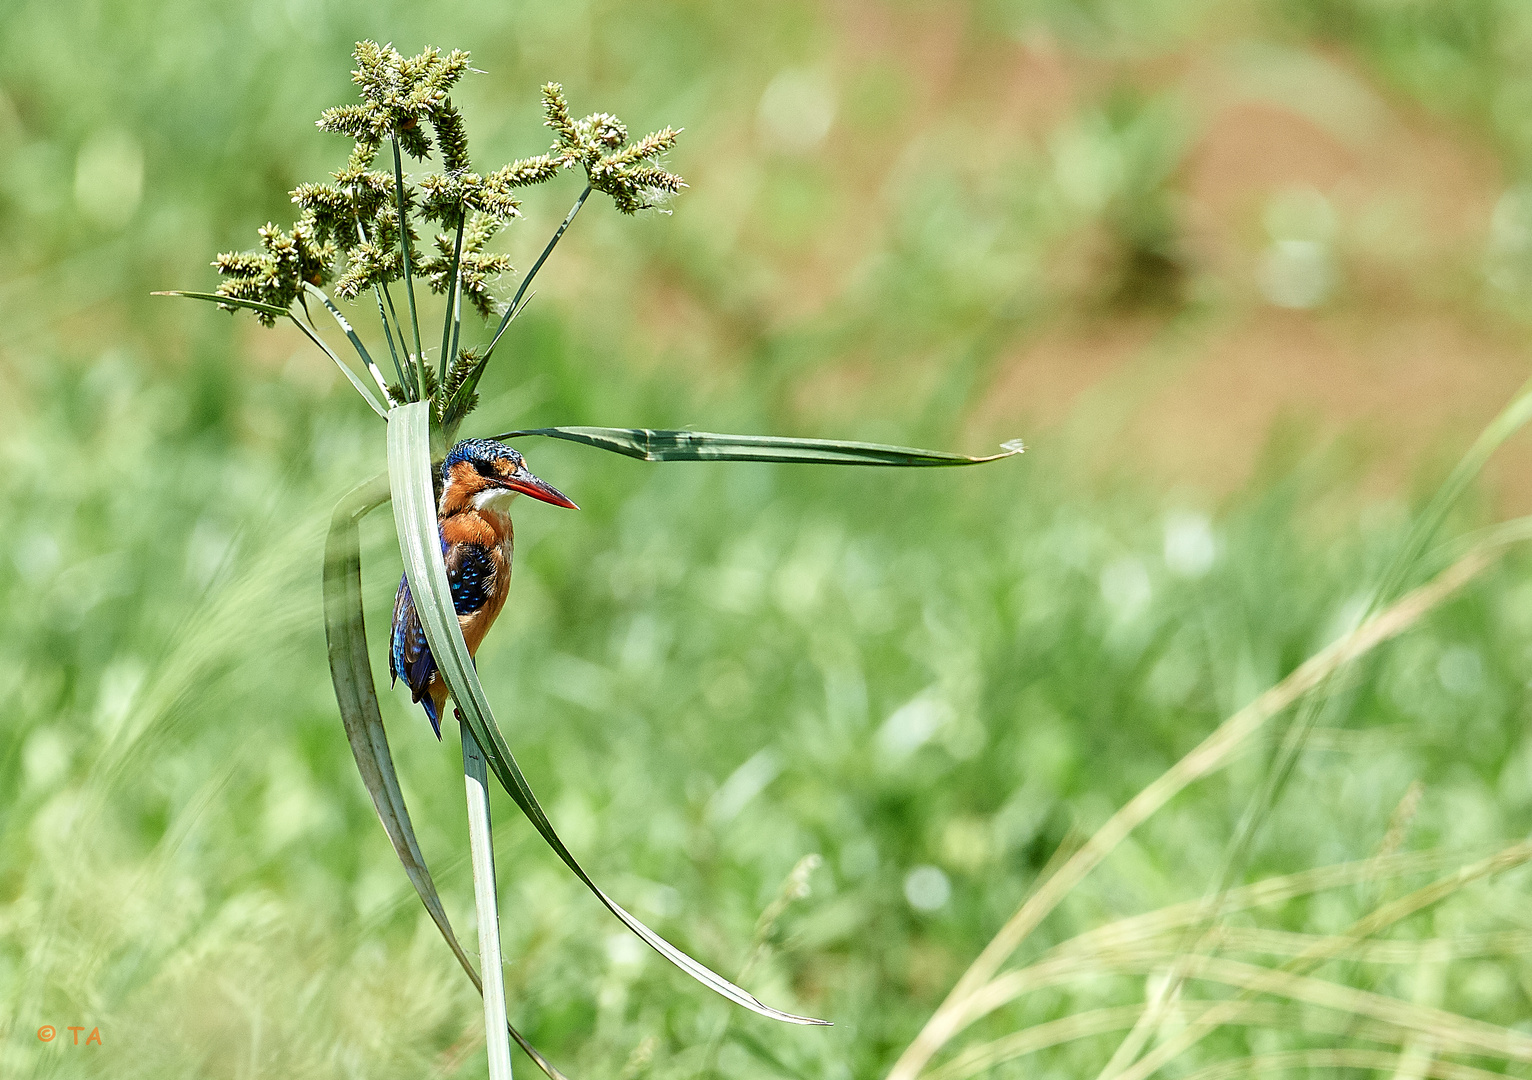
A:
885 546 1499 1080
935 843 1532 1080
1109 839 1532 1080
493 426 1025 466
323 473 570 1080
952 947 1532 1063
1177 1048 1508 1080
1100 374 1532 1080
153 289 290 318
388 401 829 1027
1379 374 1532 603
1049 854 1531 968
927 1002 1492 1080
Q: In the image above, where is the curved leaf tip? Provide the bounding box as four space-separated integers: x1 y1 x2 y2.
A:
492 426 1028 468
388 401 831 1027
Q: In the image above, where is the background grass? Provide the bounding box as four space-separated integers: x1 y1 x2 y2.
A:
4 1 1532 1078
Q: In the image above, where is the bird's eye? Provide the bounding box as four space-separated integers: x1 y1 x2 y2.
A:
472 459 496 477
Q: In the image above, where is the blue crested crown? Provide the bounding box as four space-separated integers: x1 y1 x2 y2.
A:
443 438 520 481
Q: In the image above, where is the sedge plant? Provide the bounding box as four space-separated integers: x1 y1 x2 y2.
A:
162 41 1022 1080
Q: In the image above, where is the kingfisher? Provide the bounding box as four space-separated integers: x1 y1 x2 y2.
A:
391 438 578 736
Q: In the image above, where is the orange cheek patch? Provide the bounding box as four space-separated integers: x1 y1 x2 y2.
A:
439 462 494 517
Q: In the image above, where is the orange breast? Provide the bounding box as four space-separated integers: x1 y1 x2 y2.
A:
442 507 514 658
441 510 502 549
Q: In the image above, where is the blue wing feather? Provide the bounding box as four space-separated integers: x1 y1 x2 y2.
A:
390 530 497 737
448 543 496 613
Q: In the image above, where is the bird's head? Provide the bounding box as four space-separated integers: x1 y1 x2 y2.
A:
440 439 578 517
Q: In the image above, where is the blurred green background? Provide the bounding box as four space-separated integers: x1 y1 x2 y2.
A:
6 1 1532 1077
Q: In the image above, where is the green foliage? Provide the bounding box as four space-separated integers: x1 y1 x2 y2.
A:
418 215 512 316
11 1 1532 1077
437 345 485 430
176 38 1022 1077
318 41 472 162
9 344 1532 1078
198 40 687 429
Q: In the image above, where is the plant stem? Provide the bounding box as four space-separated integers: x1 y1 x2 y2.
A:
378 279 415 399
360 221 409 397
484 184 591 362
440 213 466 386
374 286 407 397
449 250 465 377
462 716 514 1080
392 138 428 402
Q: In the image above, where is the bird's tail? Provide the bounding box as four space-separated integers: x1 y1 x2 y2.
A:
417 684 445 740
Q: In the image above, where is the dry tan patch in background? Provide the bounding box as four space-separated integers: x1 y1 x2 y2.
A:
970 43 1532 506
620 14 1531 510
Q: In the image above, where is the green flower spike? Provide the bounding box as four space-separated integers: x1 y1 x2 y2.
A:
541 83 685 214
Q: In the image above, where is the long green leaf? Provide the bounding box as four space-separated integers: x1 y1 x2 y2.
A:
387 401 829 1027
493 426 1025 466
287 313 390 418
156 289 389 416
322 473 571 1080
462 716 514 1080
305 282 390 397
484 184 592 362
152 289 291 318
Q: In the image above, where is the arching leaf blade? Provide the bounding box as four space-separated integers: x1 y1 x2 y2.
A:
387 401 829 1027
304 282 389 396
153 289 291 318
492 426 1025 466
155 291 389 417
324 473 572 1080
287 313 389 418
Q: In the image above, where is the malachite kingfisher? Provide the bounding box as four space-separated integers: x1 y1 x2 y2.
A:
390 438 578 736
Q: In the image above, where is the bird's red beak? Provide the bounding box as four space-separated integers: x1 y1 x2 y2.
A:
505 468 579 510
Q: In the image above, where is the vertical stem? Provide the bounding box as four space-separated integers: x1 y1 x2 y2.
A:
379 279 416 399
449 247 465 376
375 285 408 397
392 138 428 401
360 220 409 396
462 717 514 1080
440 212 466 386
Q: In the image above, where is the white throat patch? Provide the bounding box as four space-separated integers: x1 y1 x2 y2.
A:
472 486 518 515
